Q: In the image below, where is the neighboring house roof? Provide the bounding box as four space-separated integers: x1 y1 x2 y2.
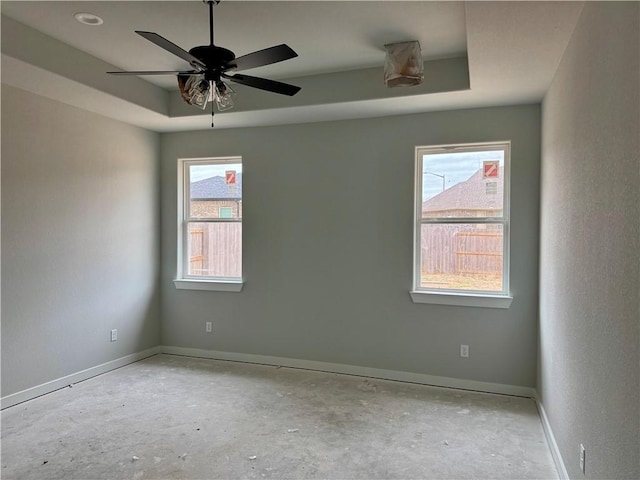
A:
422 168 503 214
191 174 242 200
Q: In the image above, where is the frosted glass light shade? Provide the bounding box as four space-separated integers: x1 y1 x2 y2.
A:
215 82 237 111
177 75 210 110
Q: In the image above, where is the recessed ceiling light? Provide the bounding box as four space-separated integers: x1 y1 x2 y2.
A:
74 12 104 26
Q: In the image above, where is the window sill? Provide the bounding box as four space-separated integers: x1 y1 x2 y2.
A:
409 291 512 309
174 279 244 292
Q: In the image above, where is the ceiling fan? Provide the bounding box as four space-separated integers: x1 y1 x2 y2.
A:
108 0 301 126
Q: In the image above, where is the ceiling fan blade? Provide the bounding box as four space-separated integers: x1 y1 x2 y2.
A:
136 31 207 69
108 70 200 76
225 44 298 72
223 73 301 96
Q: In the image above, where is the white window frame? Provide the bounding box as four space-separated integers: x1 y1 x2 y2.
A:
174 156 243 292
410 141 512 308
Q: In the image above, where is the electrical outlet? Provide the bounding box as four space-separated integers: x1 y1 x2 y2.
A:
205 322 212 333
460 344 469 358
110 329 118 342
579 444 586 474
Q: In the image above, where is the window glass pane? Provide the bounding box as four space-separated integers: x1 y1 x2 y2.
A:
219 207 233 218
187 222 242 277
421 150 504 218
189 163 242 219
420 223 503 292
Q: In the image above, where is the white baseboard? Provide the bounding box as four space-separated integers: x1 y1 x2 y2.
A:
534 392 569 480
161 345 535 398
1 346 161 410
1 345 536 409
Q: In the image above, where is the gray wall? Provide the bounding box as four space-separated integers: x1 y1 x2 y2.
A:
161 105 541 388
539 3 639 479
1 85 161 396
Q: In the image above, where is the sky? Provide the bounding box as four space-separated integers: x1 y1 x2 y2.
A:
190 163 243 182
187 152 502 200
422 150 504 201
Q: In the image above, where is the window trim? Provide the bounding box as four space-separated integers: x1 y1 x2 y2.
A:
411 141 512 307
175 156 244 291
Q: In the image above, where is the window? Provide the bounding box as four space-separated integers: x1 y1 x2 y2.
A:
411 142 512 308
219 206 233 218
175 157 243 291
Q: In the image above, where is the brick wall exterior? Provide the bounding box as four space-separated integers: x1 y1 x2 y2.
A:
190 200 242 218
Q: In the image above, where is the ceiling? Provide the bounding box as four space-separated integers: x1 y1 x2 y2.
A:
1 1 584 132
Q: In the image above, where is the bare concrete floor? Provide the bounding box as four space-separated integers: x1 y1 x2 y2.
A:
1 354 557 479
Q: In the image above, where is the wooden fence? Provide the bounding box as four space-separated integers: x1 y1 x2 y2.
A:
421 225 502 274
455 231 502 274
189 222 242 277
188 222 498 278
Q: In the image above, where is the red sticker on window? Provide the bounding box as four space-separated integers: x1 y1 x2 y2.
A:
483 161 499 178
225 170 236 185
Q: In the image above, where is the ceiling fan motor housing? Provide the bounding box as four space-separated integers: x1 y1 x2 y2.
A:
189 45 236 70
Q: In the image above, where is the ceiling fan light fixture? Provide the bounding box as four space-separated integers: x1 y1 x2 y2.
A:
109 0 300 126
178 75 211 110
214 81 237 111
384 41 424 88
191 81 211 109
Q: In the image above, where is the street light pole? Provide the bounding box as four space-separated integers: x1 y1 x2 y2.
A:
424 171 445 192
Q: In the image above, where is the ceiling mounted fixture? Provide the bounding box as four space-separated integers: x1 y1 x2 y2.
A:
384 41 424 88
74 12 104 26
108 0 301 127
177 75 238 112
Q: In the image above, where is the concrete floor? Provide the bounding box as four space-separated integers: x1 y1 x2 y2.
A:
1 354 558 479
